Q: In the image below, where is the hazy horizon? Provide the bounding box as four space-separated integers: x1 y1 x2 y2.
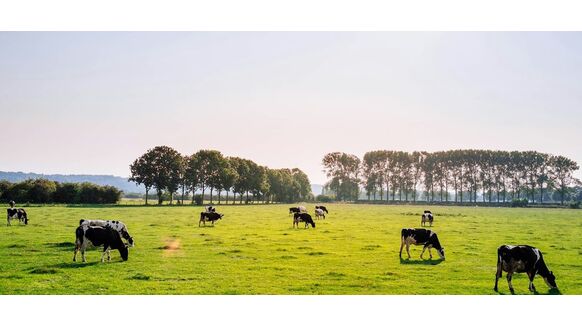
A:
2 32 582 184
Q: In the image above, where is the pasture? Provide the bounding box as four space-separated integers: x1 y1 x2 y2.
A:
1 204 581 295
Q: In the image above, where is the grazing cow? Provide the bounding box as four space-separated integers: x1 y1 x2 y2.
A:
7 208 28 226
421 212 434 227
199 211 223 226
293 212 316 229
399 228 445 260
79 219 134 247
289 206 307 215
494 245 558 294
204 206 216 213
73 226 128 263
314 208 326 220
315 205 329 214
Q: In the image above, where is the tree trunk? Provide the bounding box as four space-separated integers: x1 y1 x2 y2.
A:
218 190 222 204
157 189 163 205
201 185 206 205
181 185 185 205
210 187 214 203
145 188 149 205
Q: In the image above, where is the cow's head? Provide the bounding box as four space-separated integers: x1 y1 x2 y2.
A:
219 213 224 219
437 247 445 260
8 200 15 208
544 271 557 289
119 245 129 261
121 230 135 247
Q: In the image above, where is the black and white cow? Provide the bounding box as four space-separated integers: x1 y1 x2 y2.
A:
7 208 28 226
204 206 216 213
315 205 329 214
314 208 326 220
399 228 445 260
79 219 134 247
199 211 223 226
421 211 434 227
494 245 558 294
293 212 315 229
289 206 307 215
73 225 129 262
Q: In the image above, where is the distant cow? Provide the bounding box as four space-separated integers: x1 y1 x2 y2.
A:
9 200 15 208
314 208 326 220
204 206 216 213
494 245 558 294
7 208 28 226
315 205 329 214
289 206 307 215
421 212 434 227
73 225 129 263
293 212 315 229
400 228 445 260
79 219 134 247
200 211 223 226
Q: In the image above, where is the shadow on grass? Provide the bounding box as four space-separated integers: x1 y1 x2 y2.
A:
494 288 562 295
45 242 75 248
50 262 100 269
399 258 444 265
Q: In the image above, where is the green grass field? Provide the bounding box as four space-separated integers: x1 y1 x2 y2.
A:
1 204 581 295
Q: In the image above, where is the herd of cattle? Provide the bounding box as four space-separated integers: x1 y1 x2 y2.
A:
5 201 559 294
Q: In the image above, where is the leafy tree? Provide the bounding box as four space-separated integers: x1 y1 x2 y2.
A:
129 154 155 205
550 155 580 204
322 152 361 201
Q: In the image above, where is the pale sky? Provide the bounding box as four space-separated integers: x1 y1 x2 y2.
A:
1 32 581 184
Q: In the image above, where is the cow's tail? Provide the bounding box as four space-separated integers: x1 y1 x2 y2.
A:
496 246 504 276
75 226 84 249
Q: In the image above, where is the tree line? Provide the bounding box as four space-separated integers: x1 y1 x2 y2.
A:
322 150 580 205
129 146 312 205
0 179 122 204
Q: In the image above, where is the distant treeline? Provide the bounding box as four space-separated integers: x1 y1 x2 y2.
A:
0 179 122 204
129 146 312 205
322 150 580 205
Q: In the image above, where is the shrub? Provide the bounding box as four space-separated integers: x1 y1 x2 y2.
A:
316 194 333 203
511 198 529 207
568 201 581 209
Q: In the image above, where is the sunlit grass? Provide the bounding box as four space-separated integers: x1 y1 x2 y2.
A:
1 204 580 295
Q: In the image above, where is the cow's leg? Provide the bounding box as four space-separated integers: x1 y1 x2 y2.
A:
199 220 202 227
101 246 107 262
7 216 10 226
399 239 404 259
107 248 111 262
428 246 433 259
81 249 86 263
420 245 427 259
406 242 412 259
527 271 537 292
507 273 515 294
73 245 78 262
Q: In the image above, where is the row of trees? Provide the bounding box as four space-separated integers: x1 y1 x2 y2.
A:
129 146 312 205
0 179 122 204
322 150 580 204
